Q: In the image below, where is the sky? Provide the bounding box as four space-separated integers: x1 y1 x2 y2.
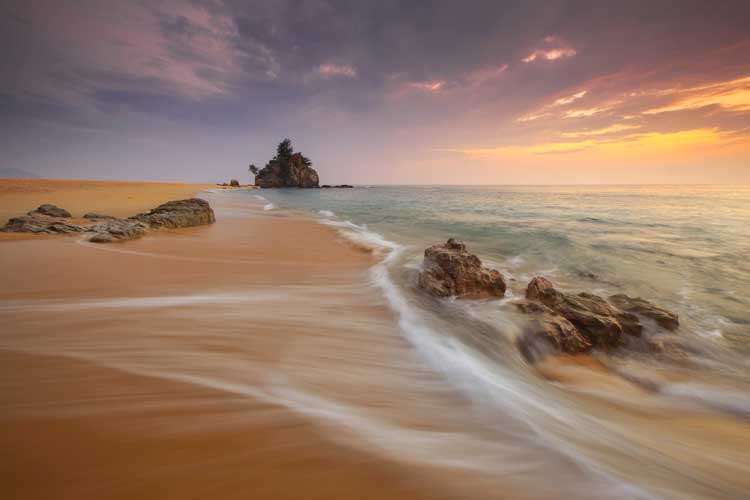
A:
1 0 749 184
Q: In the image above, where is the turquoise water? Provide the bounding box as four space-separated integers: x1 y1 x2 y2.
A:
255 185 750 357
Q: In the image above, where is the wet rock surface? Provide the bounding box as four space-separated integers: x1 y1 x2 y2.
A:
418 238 506 298
87 219 148 243
130 198 215 229
516 278 679 357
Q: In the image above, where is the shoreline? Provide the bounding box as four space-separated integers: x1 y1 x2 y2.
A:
2 181 749 499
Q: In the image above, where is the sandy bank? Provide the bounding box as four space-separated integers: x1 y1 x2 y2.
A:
0 179 214 225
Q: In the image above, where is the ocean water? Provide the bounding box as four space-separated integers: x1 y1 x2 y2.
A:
244 185 750 498
255 185 750 353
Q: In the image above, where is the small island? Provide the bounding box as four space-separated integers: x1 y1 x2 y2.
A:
251 139 320 188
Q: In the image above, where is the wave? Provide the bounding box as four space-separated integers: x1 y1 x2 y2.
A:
263 203 275 211
319 210 335 217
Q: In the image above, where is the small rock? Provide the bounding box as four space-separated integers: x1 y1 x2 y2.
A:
526 276 554 300
418 238 506 298
28 204 71 218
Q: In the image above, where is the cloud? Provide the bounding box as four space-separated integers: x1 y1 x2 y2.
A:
642 76 750 114
561 123 641 137
406 80 446 92
522 36 577 63
554 90 587 106
317 63 358 79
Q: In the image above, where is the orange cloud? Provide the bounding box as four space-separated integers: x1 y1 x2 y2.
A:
561 123 641 138
643 76 750 114
438 128 749 159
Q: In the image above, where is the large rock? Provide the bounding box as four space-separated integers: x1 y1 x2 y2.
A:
2 215 84 234
230 179 240 187
28 204 71 218
608 294 679 330
130 198 215 229
418 238 506 298
516 278 679 356
87 219 148 243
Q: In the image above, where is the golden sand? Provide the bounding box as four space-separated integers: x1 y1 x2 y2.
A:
0 179 215 224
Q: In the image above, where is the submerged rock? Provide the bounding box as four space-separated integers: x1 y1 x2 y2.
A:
515 300 592 359
130 198 215 229
608 294 679 331
516 278 679 357
418 238 506 298
28 204 72 218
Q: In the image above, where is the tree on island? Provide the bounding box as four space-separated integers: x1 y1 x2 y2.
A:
248 163 259 175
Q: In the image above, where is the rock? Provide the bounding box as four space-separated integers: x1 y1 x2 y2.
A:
2 215 84 234
418 238 506 298
526 276 554 300
130 198 215 229
230 179 240 187
608 294 679 330
87 219 147 243
321 184 353 188
83 212 117 220
28 204 71 218
515 300 592 358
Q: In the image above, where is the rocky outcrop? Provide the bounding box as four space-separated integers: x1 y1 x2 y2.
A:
2 198 215 243
254 139 320 188
230 179 240 187
130 198 215 229
418 238 506 298
28 204 71 218
515 278 679 357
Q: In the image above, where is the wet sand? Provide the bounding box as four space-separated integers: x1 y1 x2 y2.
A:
0 192 480 500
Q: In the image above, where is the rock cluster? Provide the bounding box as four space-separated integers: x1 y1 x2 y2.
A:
416 239 680 361
515 277 679 358
2 199 215 243
418 238 506 298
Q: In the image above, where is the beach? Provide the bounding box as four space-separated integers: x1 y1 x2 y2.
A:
1 181 749 500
